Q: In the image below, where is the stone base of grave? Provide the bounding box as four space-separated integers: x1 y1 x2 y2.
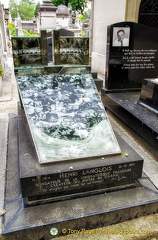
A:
18 106 143 204
101 89 158 148
1 113 158 239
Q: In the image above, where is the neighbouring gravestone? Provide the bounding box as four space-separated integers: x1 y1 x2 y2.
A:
102 22 158 148
105 22 158 90
57 28 74 37
53 30 89 65
138 78 158 115
12 30 47 67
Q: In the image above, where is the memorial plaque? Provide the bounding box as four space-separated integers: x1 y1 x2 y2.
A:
105 22 158 90
59 37 89 64
138 78 158 115
12 37 41 67
53 30 89 65
16 67 121 164
21 161 143 199
11 30 47 67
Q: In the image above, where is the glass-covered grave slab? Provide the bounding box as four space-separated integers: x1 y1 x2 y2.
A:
16 70 121 164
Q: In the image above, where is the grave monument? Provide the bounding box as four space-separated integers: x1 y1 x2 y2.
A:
2 26 158 239
53 29 89 65
14 66 145 205
47 29 74 63
104 22 158 91
12 30 47 67
102 21 158 148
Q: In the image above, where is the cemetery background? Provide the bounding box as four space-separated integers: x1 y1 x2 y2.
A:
1 0 158 239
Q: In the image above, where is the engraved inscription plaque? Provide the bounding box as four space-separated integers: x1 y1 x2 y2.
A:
21 161 143 198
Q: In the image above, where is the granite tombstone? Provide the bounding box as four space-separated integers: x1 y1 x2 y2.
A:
105 22 158 91
102 22 158 148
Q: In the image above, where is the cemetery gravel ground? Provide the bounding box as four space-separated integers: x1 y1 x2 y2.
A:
0 55 158 240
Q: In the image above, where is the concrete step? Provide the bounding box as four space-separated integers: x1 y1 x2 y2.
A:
0 113 8 236
91 70 98 79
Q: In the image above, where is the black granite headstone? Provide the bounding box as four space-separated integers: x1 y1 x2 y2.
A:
138 78 158 115
105 22 158 90
58 28 74 37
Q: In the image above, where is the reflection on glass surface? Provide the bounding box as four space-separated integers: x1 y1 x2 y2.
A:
151 78 158 84
17 74 121 163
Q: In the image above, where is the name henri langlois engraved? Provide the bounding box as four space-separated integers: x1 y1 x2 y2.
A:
32 163 135 194
59 166 112 178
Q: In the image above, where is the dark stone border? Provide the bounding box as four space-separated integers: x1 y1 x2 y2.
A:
2 114 158 240
101 90 158 148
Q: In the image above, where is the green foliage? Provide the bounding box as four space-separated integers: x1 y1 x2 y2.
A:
8 22 17 36
34 2 40 17
22 29 39 36
43 125 78 140
9 0 36 20
78 15 86 21
0 64 4 77
86 113 104 128
77 12 89 21
52 0 91 14
19 2 35 20
80 30 85 37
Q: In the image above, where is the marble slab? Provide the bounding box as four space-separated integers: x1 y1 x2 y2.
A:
16 73 121 164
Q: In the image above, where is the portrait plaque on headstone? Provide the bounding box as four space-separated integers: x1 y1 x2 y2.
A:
105 22 158 90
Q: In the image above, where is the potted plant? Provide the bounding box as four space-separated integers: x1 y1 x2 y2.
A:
0 64 4 95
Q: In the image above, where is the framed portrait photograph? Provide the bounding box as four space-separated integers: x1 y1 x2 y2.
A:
112 27 130 47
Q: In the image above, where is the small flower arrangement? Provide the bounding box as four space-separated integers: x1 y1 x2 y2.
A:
0 64 4 77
